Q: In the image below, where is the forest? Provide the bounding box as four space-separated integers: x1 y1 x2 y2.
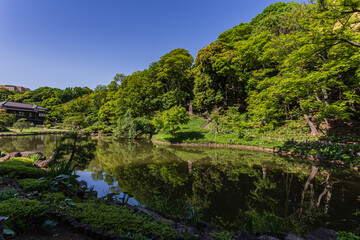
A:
1 0 360 141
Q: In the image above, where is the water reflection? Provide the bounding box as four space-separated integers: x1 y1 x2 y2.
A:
0 135 359 232
0 134 61 158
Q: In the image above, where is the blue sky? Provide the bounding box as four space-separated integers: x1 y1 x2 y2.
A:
0 0 299 90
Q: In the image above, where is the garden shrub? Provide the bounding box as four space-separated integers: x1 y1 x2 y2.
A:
66 200 177 239
17 178 51 192
0 198 46 232
5 157 34 167
0 160 45 179
337 231 360 240
0 189 18 201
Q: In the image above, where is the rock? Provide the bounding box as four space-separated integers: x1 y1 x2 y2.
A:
233 230 257 240
34 152 56 168
0 155 10 162
0 152 21 162
7 152 21 158
175 222 199 238
257 236 280 240
34 159 52 168
285 233 304 240
305 228 337 240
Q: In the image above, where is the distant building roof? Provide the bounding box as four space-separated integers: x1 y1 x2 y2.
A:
0 101 46 112
0 85 30 91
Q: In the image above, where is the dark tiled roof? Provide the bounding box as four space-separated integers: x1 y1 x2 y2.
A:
0 101 46 111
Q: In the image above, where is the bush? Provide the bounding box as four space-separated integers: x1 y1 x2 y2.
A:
17 178 52 192
0 159 45 179
5 157 34 167
0 189 18 201
66 200 177 239
337 231 360 240
0 198 46 232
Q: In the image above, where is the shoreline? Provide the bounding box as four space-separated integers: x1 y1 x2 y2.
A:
151 139 359 171
151 139 315 159
0 131 67 137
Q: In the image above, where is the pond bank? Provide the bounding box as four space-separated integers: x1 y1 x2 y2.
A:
151 139 360 171
0 130 66 137
152 139 314 160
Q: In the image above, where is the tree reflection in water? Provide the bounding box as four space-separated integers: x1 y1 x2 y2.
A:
87 140 360 232
1 136 359 232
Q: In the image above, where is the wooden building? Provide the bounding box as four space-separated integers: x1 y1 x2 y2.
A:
0 101 47 124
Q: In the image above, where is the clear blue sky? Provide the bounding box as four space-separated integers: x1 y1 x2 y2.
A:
0 0 298 90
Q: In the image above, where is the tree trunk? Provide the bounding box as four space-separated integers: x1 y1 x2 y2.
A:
188 100 193 115
304 114 319 136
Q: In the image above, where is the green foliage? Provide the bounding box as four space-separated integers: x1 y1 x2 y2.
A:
0 189 18 201
52 132 96 172
209 231 235 240
46 174 81 196
250 1 300 34
13 118 32 132
66 200 177 239
153 106 190 138
0 198 46 232
240 210 299 236
114 110 156 139
0 159 45 179
5 157 34 167
337 231 360 240
27 154 41 163
278 141 360 166
0 111 15 131
17 178 52 193
156 48 194 106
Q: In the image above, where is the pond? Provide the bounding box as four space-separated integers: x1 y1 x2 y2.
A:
0 134 359 233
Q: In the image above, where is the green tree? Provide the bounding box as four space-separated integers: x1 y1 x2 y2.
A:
13 118 32 132
114 110 156 139
156 48 194 106
53 132 96 172
153 106 190 138
0 111 15 130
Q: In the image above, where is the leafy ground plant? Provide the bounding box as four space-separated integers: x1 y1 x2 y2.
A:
65 200 177 239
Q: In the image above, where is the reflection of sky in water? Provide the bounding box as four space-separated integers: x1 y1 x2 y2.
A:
76 170 139 206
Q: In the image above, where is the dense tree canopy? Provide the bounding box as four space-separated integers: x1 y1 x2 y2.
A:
3 1 358 136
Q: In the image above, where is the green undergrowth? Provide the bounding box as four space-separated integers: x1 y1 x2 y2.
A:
17 178 52 192
153 116 360 166
153 116 283 149
278 141 360 166
0 198 46 232
66 200 177 239
0 158 45 179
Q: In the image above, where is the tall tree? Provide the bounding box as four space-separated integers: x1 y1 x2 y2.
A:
156 48 194 106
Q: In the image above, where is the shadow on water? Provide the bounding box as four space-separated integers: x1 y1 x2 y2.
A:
1 135 360 233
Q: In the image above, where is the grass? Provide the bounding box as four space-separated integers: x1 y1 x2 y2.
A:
153 116 284 149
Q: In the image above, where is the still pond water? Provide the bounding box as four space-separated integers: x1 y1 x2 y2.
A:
0 134 359 232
